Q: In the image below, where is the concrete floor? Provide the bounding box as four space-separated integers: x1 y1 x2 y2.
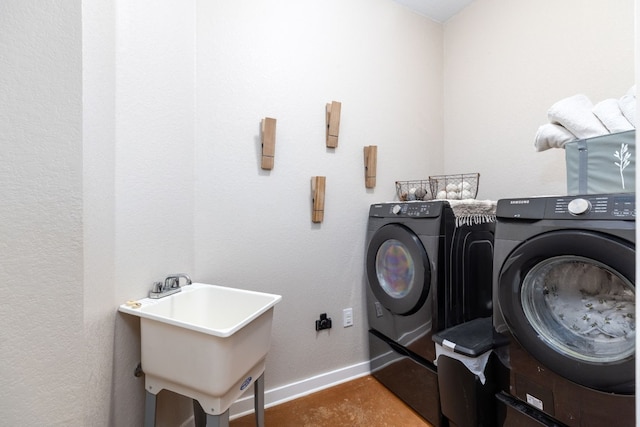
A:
230 375 433 427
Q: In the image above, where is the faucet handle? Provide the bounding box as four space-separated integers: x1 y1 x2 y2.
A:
165 277 179 289
152 281 163 293
150 277 182 298
164 273 192 289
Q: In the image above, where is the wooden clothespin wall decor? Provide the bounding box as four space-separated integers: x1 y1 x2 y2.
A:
311 176 326 223
325 101 341 148
261 117 277 170
363 145 377 188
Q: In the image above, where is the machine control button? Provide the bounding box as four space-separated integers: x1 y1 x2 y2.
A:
392 205 402 215
374 301 384 318
568 198 591 215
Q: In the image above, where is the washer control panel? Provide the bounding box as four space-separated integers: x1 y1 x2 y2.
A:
567 198 591 215
551 195 635 219
497 194 635 220
370 201 444 218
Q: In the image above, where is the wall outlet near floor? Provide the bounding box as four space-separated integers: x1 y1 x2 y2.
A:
343 308 353 327
316 313 332 331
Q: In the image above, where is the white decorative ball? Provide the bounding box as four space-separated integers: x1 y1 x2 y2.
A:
408 188 417 200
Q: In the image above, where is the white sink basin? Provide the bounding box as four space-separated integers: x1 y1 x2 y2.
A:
119 282 282 415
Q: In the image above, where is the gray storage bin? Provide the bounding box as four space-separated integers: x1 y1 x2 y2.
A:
565 130 635 195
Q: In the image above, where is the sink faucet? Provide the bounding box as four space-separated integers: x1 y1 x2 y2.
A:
149 273 192 299
164 273 192 289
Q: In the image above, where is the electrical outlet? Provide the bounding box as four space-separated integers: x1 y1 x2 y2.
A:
343 308 353 327
315 313 332 331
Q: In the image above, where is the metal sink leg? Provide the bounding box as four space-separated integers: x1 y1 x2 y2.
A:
144 391 157 427
193 400 229 427
254 374 265 427
193 373 265 427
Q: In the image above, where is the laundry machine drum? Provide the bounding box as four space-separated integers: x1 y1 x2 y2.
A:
366 224 431 316
498 229 635 393
521 255 634 364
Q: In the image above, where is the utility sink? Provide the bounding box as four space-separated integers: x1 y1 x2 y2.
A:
119 282 282 417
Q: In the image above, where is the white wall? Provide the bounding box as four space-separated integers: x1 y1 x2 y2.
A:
84 0 442 424
114 1 197 425
83 0 117 423
83 0 197 425
443 0 635 200
0 1 85 425
193 0 443 401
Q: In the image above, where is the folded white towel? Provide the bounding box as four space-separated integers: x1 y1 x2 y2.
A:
618 85 636 127
547 94 609 139
592 98 634 133
534 123 577 152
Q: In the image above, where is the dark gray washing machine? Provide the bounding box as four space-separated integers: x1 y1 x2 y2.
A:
365 201 496 426
492 194 635 427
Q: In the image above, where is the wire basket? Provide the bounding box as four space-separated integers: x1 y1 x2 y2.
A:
429 173 480 200
395 180 432 201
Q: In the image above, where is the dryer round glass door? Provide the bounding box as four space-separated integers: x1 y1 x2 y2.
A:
366 224 431 315
498 229 635 393
376 239 416 299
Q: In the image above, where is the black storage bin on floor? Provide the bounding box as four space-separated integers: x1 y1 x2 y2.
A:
433 317 508 427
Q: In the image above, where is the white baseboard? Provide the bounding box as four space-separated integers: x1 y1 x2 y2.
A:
229 360 371 419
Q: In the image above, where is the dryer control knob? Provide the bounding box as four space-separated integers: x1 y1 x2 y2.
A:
392 204 402 215
568 198 591 215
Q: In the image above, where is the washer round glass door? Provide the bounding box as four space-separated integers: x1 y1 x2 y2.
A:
498 230 635 393
366 224 431 315
521 255 634 364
